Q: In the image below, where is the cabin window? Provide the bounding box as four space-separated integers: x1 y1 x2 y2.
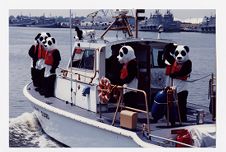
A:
152 48 165 68
71 48 95 70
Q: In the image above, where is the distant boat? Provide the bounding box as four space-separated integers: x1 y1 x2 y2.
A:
78 20 111 30
139 10 180 32
198 16 216 33
27 23 58 28
9 15 36 27
9 15 59 28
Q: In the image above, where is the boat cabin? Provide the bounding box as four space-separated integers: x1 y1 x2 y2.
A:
55 38 174 113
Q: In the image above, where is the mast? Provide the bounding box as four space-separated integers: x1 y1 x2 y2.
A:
135 9 145 38
69 9 73 105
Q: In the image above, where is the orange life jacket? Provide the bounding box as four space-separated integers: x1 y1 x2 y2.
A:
74 48 82 54
34 44 46 59
120 63 128 80
165 61 188 80
45 49 56 65
165 65 172 76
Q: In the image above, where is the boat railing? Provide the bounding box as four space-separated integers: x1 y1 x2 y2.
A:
102 85 151 134
149 133 195 147
57 66 97 85
57 66 151 131
100 85 196 147
57 48 100 84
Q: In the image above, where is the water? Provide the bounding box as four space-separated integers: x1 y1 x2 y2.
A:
9 27 216 147
9 112 61 147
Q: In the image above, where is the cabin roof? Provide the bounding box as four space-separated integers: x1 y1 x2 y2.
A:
107 38 175 46
74 38 175 50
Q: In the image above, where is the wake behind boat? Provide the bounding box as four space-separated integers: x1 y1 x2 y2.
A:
23 10 216 147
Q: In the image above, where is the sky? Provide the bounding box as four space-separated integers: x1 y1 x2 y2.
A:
9 9 215 21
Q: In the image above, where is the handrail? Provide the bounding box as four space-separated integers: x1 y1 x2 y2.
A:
108 85 151 134
149 133 195 148
25 82 195 148
58 48 99 83
58 75 96 86
122 106 147 114
58 66 94 79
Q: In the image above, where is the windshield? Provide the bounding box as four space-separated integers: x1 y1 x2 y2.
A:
71 48 95 70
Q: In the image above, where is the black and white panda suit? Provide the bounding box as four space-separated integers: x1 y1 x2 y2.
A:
164 43 192 122
28 32 51 91
117 46 139 108
43 37 61 97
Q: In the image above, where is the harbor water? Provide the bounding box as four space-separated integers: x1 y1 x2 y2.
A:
9 27 216 147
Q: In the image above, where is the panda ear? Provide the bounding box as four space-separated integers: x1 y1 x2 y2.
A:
75 26 79 31
52 38 55 44
46 33 51 37
165 43 176 54
184 46 189 53
35 33 41 40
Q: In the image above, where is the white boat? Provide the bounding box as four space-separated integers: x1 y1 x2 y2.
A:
23 10 216 147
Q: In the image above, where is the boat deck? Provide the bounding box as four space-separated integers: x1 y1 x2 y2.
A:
27 83 215 147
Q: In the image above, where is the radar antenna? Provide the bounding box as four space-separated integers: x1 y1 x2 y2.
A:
100 9 133 39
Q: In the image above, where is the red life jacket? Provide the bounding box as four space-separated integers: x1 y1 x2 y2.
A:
45 49 56 65
34 44 46 59
38 45 46 59
74 48 82 54
165 61 188 80
120 63 128 80
165 65 172 75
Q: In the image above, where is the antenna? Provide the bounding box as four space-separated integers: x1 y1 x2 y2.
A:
69 9 73 106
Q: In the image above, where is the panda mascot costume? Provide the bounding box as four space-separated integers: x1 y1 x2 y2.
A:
43 37 61 97
28 32 51 92
164 43 192 122
117 45 138 108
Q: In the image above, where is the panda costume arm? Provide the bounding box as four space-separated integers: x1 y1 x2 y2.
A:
28 44 38 67
170 60 192 78
106 55 122 85
50 49 61 73
163 43 177 65
29 33 42 60
120 60 138 85
28 45 37 59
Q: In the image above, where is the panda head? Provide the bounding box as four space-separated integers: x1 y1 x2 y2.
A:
43 37 56 51
117 46 136 64
174 45 190 63
35 32 51 45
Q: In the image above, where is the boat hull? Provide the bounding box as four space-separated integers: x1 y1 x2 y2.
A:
23 84 159 147
31 103 141 147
